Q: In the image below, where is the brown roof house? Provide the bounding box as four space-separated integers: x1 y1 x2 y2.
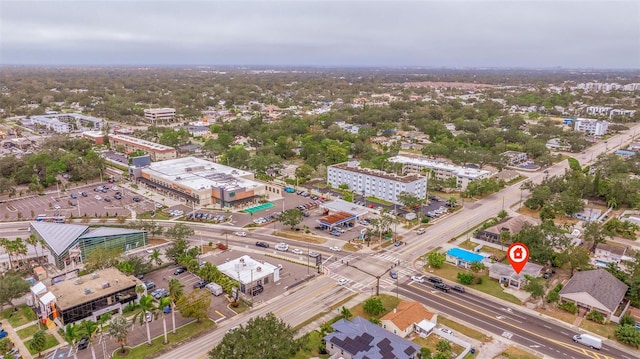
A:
476 216 540 246
559 269 629 323
381 301 437 338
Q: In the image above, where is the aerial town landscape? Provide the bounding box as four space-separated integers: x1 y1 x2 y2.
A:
1 1 639 359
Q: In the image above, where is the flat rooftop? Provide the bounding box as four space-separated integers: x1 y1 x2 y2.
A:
143 157 264 192
108 134 175 152
330 162 423 183
48 267 141 310
389 155 492 179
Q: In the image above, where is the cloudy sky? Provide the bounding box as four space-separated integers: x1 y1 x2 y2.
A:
1 0 638 68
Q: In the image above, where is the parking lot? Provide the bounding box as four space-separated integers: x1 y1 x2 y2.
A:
0 182 157 221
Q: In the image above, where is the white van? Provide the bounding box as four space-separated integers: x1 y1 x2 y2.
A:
205 282 223 296
572 333 602 350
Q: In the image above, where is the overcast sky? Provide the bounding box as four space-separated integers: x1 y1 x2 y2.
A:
1 0 638 68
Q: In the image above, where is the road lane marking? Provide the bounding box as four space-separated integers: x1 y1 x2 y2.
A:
273 282 335 317
409 283 608 359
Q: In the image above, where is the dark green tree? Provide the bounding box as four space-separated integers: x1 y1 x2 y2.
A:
28 329 47 357
0 270 32 311
209 313 301 359
278 209 304 229
363 297 385 315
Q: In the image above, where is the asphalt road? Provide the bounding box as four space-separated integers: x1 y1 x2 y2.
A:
399 281 631 359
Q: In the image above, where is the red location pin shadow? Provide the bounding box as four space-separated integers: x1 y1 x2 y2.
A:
507 242 530 274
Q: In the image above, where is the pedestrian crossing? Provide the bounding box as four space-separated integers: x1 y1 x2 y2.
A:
324 254 360 269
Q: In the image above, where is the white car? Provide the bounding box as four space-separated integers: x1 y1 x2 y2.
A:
95 195 102 200
111 186 120 191
155 203 163 208
440 328 453 335
53 204 61 209
275 243 289 252
329 246 341 252
234 231 247 237
337 278 349 285
291 248 304 255
411 275 425 283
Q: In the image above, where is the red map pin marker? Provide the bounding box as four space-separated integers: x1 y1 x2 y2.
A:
507 242 529 274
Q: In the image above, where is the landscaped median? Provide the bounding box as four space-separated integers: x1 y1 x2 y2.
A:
113 319 215 358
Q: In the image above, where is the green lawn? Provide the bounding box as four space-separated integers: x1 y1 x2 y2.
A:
294 330 330 359
580 319 616 339
438 317 492 343
499 345 543 359
427 263 521 304
17 323 44 339
413 335 465 357
25 333 59 355
350 294 401 320
114 319 215 358
0 305 38 328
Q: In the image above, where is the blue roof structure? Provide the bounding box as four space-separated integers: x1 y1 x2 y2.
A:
78 227 145 239
30 222 90 255
324 316 419 359
446 247 485 263
615 150 636 156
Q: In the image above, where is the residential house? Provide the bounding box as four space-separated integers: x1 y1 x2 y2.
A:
573 208 602 222
592 243 628 268
489 262 544 289
546 138 571 151
445 247 486 269
501 151 528 166
559 269 629 323
380 301 437 338
476 216 540 246
324 316 420 359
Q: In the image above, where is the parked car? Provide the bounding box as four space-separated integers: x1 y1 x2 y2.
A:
103 197 111 202
94 195 102 200
173 266 187 275
440 328 453 335
255 241 269 248
143 281 156 290
70 194 77 199
193 280 211 289
250 284 264 296
77 336 89 350
132 197 141 202
80 191 88 197
151 288 168 299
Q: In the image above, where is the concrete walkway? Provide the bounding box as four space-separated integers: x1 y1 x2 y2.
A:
0 317 33 359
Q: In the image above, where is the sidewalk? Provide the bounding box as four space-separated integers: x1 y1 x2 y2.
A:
1 318 33 359
294 291 369 339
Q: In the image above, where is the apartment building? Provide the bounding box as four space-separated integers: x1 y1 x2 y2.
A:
327 161 426 204
388 155 491 190
500 151 528 166
29 113 104 133
144 108 176 123
108 134 177 161
574 118 609 136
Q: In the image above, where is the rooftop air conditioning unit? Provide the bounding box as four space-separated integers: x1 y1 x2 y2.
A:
84 288 92 295
74 278 83 285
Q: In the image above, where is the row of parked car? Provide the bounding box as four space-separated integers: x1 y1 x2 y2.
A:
188 213 227 222
426 205 450 218
252 212 281 225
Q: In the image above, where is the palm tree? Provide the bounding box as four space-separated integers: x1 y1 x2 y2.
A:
150 249 162 266
0 238 14 269
25 234 42 266
108 315 129 354
168 278 184 334
158 297 172 344
62 323 80 359
133 294 157 345
79 320 99 359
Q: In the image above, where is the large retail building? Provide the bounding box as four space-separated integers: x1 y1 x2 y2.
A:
133 156 280 207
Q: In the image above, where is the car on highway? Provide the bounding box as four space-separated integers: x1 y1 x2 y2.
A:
309 252 320 258
411 275 425 283
329 246 341 251
255 241 269 248
226 326 239 334
292 248 304 255
434 282 450 292
390 271 398 279
275 243 289 251
337 278 349 285
234 231 247 237
173 266 187 275
416 228 426 235
427 276 443 284
394 241 402 247
452 285 465 293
